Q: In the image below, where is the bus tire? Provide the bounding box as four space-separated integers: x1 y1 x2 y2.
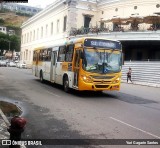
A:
40 71 44 83
63 76 69 93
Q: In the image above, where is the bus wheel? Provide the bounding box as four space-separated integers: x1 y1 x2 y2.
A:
63 76 69 93
40 71 44 83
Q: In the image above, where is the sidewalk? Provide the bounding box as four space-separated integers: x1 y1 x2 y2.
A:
0 108 10 139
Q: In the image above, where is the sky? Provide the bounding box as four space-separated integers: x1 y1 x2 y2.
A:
20 0 56 8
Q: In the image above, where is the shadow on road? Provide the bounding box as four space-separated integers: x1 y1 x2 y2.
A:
34 79 158 104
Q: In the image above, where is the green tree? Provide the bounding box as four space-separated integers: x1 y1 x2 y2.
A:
0 32 21 56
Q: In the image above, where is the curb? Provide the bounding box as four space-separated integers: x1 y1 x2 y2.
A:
0 108 10 127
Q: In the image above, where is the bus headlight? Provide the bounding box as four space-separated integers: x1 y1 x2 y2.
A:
113 77 120 83
81 75 93 83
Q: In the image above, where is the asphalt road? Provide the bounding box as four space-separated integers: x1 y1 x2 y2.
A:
0 67 160 148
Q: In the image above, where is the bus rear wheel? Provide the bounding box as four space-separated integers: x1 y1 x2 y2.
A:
63 76 69 93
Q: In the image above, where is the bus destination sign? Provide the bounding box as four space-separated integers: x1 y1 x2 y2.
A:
84 39 121 49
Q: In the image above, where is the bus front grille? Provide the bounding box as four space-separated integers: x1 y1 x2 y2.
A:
95 85 109 88
91 76 114 79
94 81 111 83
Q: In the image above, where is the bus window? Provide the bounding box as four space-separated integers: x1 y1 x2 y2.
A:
57 46 66 62
65 45 74 62
46 48 52 61
39 50 43 61
42 49 48 61
33 51 36 61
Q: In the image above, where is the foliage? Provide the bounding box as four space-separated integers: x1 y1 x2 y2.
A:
6 25 21 34
0 18 4 25
16 11 33 17
0 32 21 56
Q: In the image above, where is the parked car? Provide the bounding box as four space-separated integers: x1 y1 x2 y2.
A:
17 61 27 68
0 60 7 67
8 61 16 67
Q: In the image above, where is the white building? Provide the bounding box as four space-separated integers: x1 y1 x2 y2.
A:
0 26 7 34
21 0 160 67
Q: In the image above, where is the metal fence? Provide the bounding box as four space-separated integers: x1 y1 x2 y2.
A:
122 61 160 87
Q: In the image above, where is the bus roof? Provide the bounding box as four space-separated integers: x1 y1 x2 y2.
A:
33 37 121 50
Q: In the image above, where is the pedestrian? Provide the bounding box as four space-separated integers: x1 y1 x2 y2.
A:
127 67 132 83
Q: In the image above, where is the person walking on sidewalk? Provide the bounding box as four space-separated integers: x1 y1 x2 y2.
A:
127 67 132 83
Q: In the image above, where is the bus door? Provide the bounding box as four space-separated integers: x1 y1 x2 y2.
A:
35 52 39 77
55 46 65 85
73 49 81 86
50 50 57 82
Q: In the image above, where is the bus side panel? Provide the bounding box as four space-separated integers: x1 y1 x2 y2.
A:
43 61 51 81
38 62 45 78
55 62 63 85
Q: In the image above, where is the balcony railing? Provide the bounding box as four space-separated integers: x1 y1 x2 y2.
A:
69 27 109 36
69 24 160 36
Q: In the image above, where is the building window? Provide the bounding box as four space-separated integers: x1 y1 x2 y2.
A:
23 51 25 60
115 8 118 12
30 31 32 42
33 9 37 12
41 27 43 38
21 35 23 44
27 33 29 43
63 16 67 32
21 7 26 11
51 22 53 35
102 11 104 14
134 6 137 9
57 19 60 33
29 51 31 61
84 15 91 28
46 24 48 36
26 50 28 60
29 32 32 42
37 28 39 39
156 4 160 8
24 34 26 43
100 22 105 29
33 30 35 41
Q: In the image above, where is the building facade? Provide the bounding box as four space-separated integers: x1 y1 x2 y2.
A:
21 0 160 66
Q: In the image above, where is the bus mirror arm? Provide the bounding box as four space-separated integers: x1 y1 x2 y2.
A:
80 51 84 59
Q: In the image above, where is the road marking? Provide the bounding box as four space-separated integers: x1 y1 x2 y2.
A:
46 90 61 98
110 117 160 139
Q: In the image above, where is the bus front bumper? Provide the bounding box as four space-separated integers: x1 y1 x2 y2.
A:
78 80 120 91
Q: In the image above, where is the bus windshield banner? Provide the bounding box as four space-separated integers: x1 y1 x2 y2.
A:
84 39 121 49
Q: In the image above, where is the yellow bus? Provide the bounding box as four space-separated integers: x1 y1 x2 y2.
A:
32 37 122 92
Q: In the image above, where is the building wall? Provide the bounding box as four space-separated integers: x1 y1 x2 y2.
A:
21 1 69 66
97 0 160 29
21 0 160 66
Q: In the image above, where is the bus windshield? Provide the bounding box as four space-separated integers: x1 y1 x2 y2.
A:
82 48 122 74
